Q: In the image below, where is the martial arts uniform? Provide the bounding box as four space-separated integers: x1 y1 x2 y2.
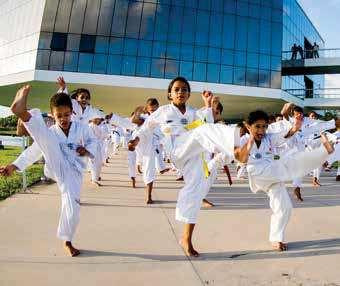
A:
13 109 97 242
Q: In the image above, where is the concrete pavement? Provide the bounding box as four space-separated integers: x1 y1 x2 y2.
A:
1 150 340 286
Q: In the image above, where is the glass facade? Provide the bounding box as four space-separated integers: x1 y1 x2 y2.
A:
282 0 325 92
36 0 320 91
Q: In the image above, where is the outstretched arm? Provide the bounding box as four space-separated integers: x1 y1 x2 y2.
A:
281 103 294 121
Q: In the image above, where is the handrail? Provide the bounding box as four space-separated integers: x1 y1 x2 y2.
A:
284 88 340 99
282 48 340 60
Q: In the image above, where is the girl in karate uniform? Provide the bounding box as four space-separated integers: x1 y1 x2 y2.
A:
1 86 97 256
129 77 215 257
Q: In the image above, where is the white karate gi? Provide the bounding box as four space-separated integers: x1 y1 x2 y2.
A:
14 110 96 242
135 104 221 223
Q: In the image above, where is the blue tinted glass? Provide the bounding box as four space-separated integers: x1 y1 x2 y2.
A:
109 37 124 54
195 10 209 46
271 71 281 88
180 61 193 80
221 49 234 65
271 22 282 56
152 41 167 58
198 0 210 10
224 0 236 13
95 36 109 54
165 60 179 78
247 53 258 68
151 58 165 78
258 69 270 87
67 34 81 51
181 9 196 44
51 32 67 51
121 56 136 76
259 54 270 69
194 46 208 62
234 51 246 66
247 18 259 52
111 0 129 36
271 56 281 71
193 63 207 82
237 1 248 17
261 6 271 20
78 53 93 72
235 17 247 51
107 55 122 74
271 8 282 23
138 40 152 57
139 3 156 40
249 4 260 18
207 64 220 83
233 67 246 85
49 51 64 70
36 50 50 70
167 43 180 60
181 44 194 61
220 65 233 84
125 1 143 39
64 51 78 71
79 34 96 53
39 32 52 49
185 0 198 8
136 57 151 77
211 0 223 12
93 54 108 74
209 13 223 47
124 38 138 56
246 68 258 86
172 0 184 6
154 5 169 41
167 6 183 43
208 47 221 64
222 15 235 49
260 20 271 54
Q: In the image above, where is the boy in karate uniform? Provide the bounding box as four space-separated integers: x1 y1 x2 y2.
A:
0 86 97 256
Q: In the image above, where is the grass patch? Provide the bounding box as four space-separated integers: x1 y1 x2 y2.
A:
0 146 44 200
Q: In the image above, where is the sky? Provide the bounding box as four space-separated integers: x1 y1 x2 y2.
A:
298 0 340 88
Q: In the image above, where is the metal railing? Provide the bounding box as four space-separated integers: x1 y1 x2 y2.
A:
282 48 340 61
284 88 340 99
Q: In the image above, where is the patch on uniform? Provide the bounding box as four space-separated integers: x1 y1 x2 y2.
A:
180 118 188 125
254 153 262 159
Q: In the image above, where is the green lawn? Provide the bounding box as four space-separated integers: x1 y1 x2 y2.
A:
0 146 44 200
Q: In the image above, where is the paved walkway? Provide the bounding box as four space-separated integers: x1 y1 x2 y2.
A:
1 150 340 286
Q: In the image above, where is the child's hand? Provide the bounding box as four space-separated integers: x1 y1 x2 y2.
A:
0 164 18 176
57 76 66 90
201 90 214 108
76 146 89 156
128 138 140 151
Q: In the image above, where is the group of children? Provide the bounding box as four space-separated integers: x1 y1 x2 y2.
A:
0 76 339 257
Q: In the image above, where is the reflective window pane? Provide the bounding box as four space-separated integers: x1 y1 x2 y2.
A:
138 40 153 57
111 0 129 36
221 49 234 65
125 1 143 39
246 68 259 86
93 54 108 74
193 62 207 82
79 35 96 53
165 60 179 78
220 65 233 84
208 47 221 64
181 10 196 44
64 51 78 71
49 51 64 70
258 69 270 87
233 67 246 85
95 37 109 54
51 32 67 51
166 43 180 60
109 37 124 54
139 3 156 40
194 46 208 62
121 56 136 76
271 71 281 88
235 16 247 51
152 42 166 58
247 53 258 69
136 57 151 77
97 0 116 35
151 58 165 78
247 18 259 52
69 0 87 34
54 0 72 33
207 64 220 83
234 51 246 67
195 10 209 46
83 0 101 34
259 54 270 69
124 39 138 56
107 55 122 74
209 13 223 47
260 20 271 54
36 50 50 70
67 34 81 52
181 44 194 61
167 6 183 43
41 0 59 32
223 14 235 49
78 53 93 73
180 61 193 80
154 5 169 41
39 32 52 49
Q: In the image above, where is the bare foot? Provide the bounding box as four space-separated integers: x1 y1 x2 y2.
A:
98 177 102 181
146 198 154 204
92 181 102 187
179 239 200 257
137 165 143 174
176 176 184 181
64 241 80 257
312 177 321 187
131 177 136 188
321 133 335 154
337 175 340 181
202 199 215 208
160 168 170 174
10 85 31 121
293 187 303 202
272 242 288 251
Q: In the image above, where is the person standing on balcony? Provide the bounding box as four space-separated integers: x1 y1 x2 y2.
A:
313 42 320 58
297 45 304 59
291 44 298 60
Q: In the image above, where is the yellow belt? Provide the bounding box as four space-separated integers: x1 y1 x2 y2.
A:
184 119 210 178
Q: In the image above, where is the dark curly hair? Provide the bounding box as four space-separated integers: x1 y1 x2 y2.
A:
50 93 72 111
